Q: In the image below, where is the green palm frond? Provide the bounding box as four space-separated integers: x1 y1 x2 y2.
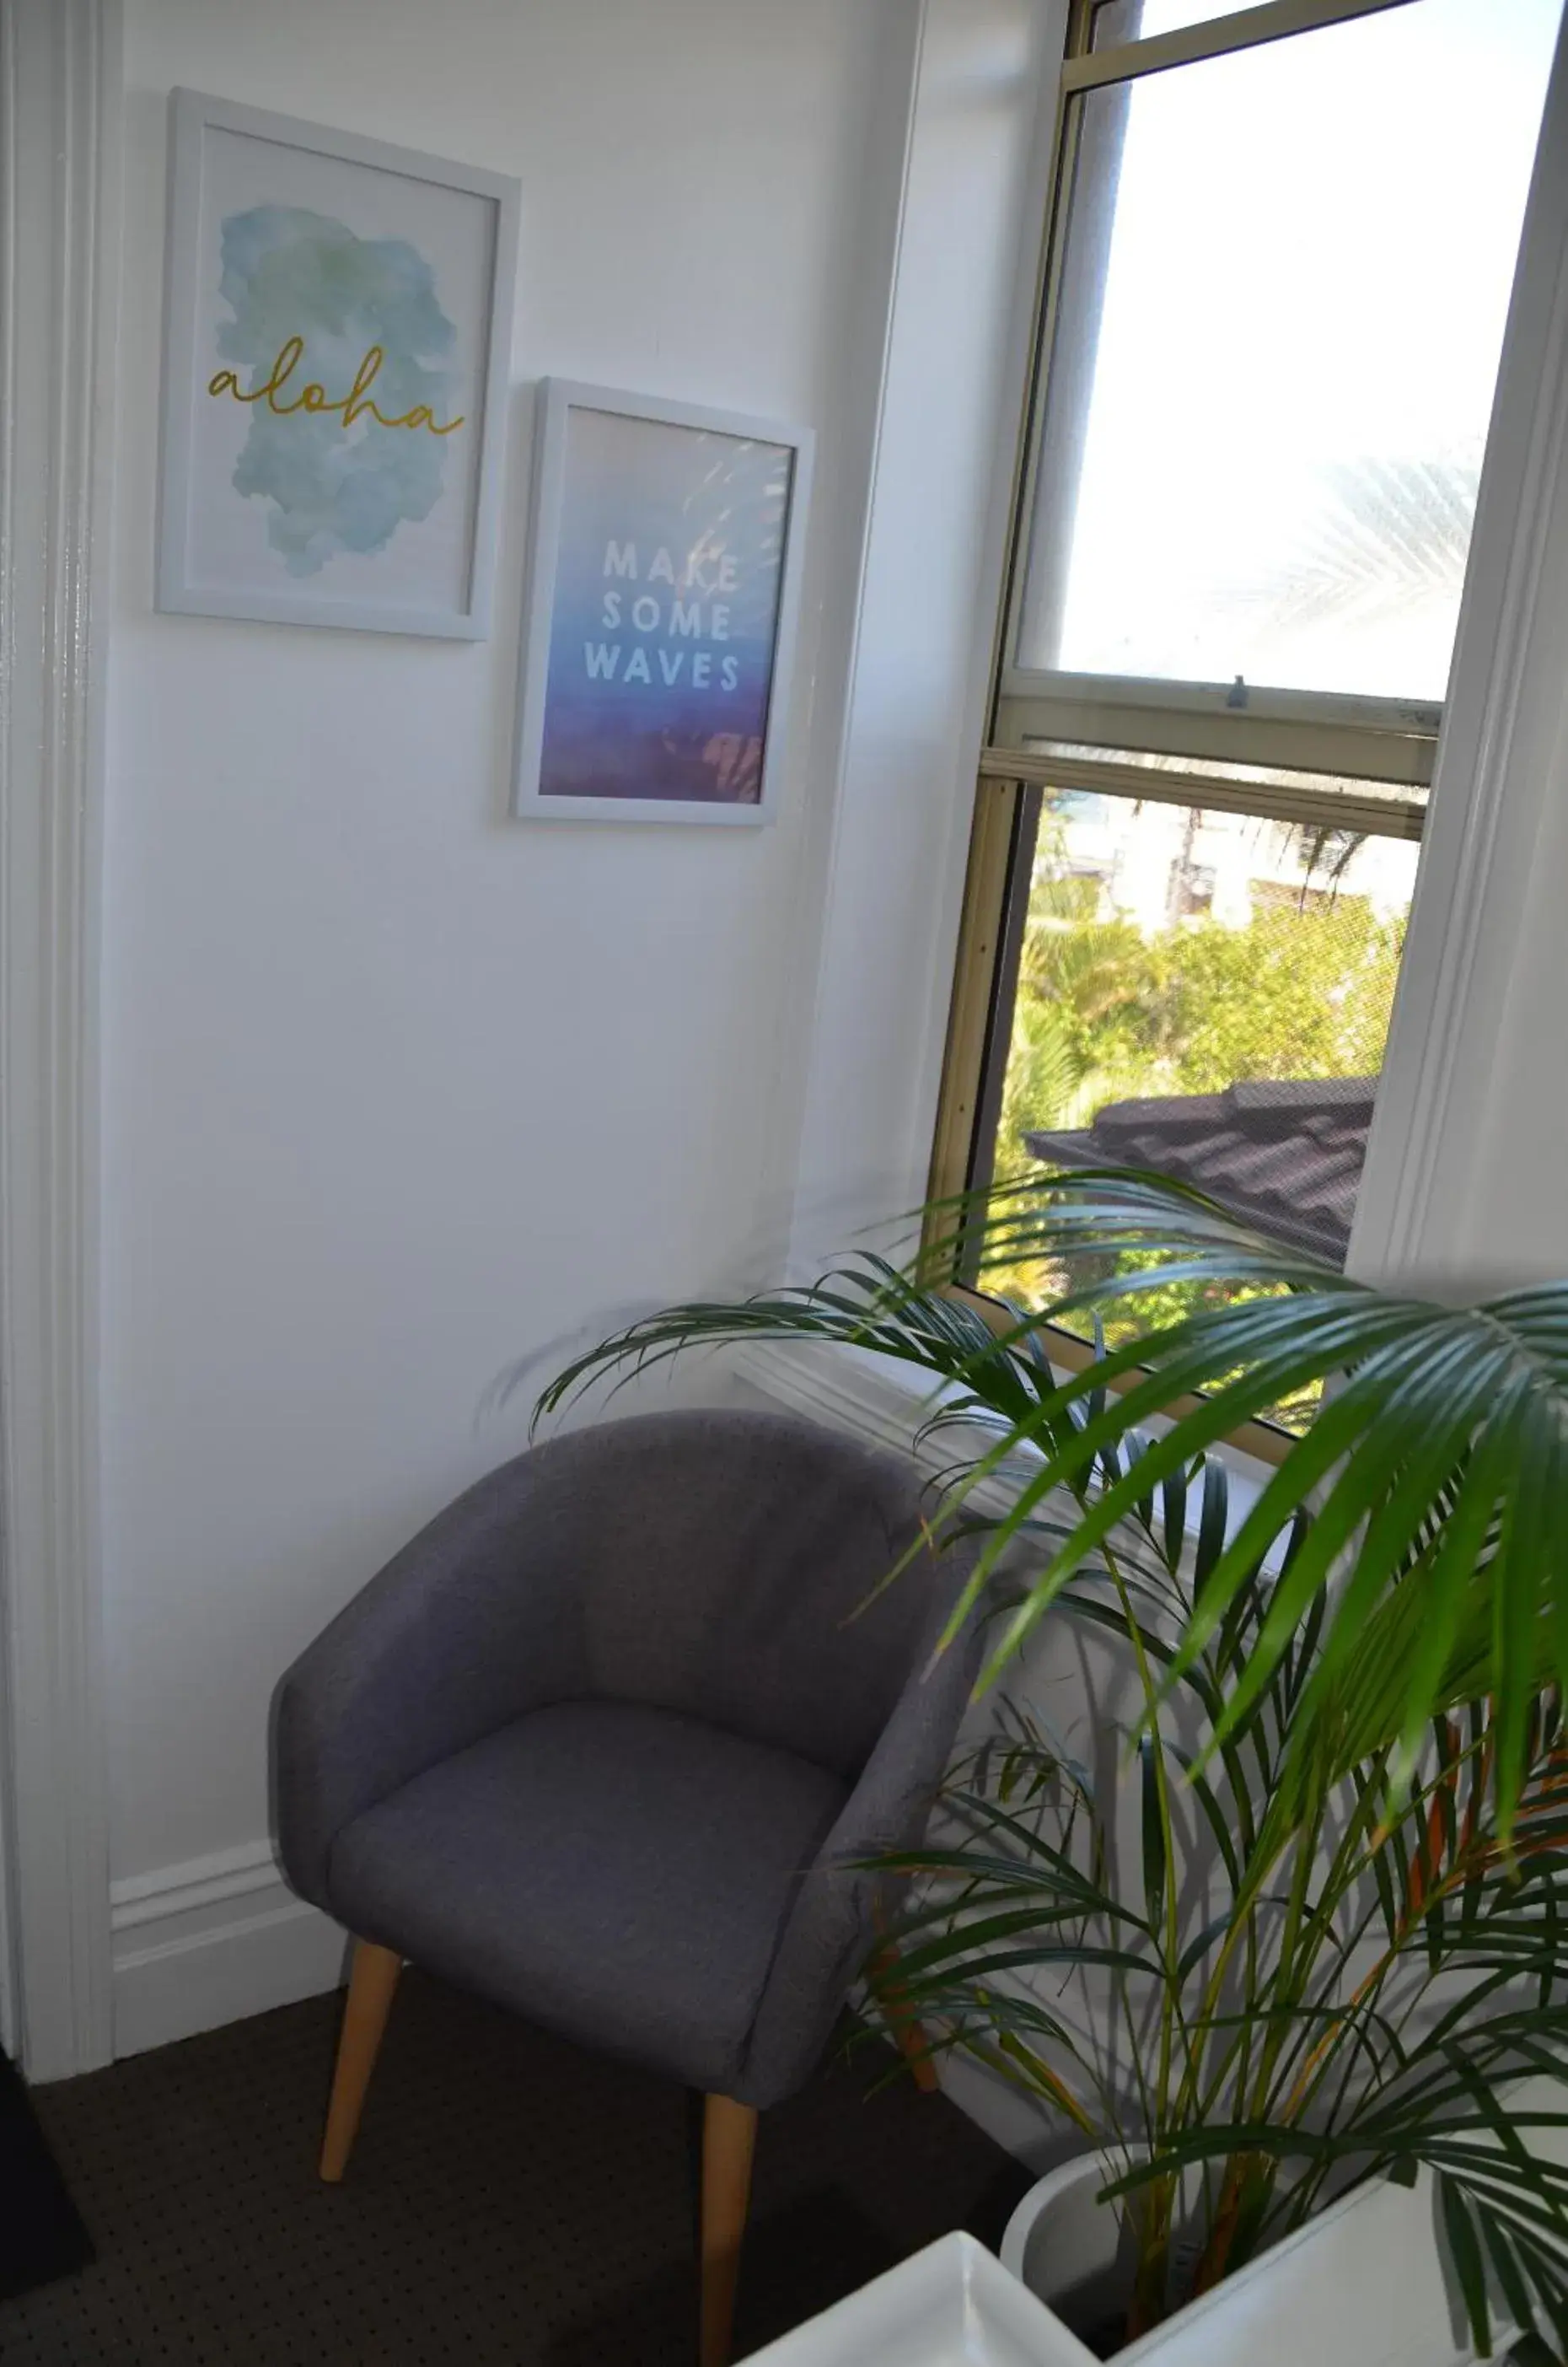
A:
907 1169 1568 1830
865 1521 1568 2351
532 1168 1568 1833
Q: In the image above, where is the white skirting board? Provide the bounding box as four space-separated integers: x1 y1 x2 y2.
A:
105 1838 1057 2187
109 1842 349 2058
104 1837 1058 2182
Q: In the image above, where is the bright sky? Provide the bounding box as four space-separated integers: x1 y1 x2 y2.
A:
1028 0 1563 700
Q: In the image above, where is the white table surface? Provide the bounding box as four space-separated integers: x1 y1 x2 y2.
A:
744 2230 1096 2367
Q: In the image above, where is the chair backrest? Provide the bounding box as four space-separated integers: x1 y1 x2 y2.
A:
519 1407 961 1779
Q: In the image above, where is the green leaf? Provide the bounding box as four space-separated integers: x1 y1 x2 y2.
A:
1163 1457 1193 1578
1440 2175 1493 2358
1176 1910 1237 1983
1475 2205 1540 2349
1140 1735 1167 1932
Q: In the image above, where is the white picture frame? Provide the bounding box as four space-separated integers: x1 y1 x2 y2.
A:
157 89 519 639
513 379 814 825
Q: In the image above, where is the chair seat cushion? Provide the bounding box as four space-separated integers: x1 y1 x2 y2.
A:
325 1701 850 2097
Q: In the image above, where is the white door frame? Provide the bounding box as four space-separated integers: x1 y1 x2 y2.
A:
0 0 120 2079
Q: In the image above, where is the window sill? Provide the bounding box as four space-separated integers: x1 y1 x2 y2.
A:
733 1334 1276 1545
733 1337 1023 1520
940 1280 1295 1470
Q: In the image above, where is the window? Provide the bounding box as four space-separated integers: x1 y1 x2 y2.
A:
933 0 1560 1327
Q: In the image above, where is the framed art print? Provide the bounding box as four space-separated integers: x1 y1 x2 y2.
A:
157 89 519 638
513 381 814 825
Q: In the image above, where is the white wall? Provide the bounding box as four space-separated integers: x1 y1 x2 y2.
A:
787 0 1064 1262
100 0 925 2040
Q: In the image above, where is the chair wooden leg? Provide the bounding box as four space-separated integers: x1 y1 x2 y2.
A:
319 1939 402 2182
700 2092 758 2367
868 1942 941 2094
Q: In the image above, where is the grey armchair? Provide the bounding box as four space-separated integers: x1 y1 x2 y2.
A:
275 1407 983 2365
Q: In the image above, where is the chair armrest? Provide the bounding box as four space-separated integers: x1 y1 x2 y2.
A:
736 1551 985 2109
273 1449 587 1912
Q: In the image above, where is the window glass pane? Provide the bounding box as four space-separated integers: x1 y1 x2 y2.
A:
989 791 1419 1288
1019 0 1560 700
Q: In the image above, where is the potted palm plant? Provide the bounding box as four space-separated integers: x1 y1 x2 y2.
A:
533 1169 1568 2359
868 1511 1568 2359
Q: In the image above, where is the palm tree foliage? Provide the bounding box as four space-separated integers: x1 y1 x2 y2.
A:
1265 455 1480 643
534 1165 1568 2348
535 1167 1568 1832
908 1168 1568 1837
864 1476 1568 2352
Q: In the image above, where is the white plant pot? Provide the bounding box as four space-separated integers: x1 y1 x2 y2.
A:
1000 2148 1152 2355
748 2073 1568 2367
1001 2144 1528 2367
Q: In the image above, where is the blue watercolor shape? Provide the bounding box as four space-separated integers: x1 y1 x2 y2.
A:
214 204 460 578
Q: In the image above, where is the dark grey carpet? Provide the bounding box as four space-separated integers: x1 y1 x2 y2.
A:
0 1968 1028 2364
